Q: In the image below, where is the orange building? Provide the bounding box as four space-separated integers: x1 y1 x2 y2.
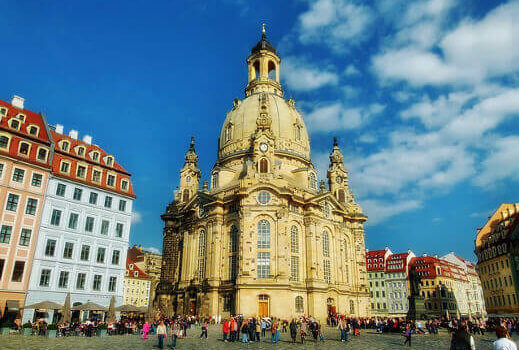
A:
0 96 53 319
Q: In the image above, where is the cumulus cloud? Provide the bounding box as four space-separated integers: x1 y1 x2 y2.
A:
142 246 161 254
297 0 375 52
344 64 360 76
283 57 338 92
305 102 385 133
131 211 143 224
474 136 519 187
361 198 422 225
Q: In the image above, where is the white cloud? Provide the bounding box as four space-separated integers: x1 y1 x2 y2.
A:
344 64 360 76
283 57 338 92
474 136 519 187
142 246 161 254
305 102 385 133
361 198 422 225
131 211 143 224
297 0 374 52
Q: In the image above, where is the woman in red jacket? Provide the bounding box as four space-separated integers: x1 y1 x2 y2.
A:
222 319 230 342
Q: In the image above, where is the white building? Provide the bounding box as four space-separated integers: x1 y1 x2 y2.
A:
385 251 415 316
23 128 135 322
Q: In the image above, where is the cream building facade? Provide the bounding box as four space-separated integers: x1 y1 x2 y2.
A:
155 28 370 321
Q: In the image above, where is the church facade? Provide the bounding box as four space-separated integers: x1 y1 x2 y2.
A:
156 28 370 321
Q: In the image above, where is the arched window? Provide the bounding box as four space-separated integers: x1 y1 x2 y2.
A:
295 125 301 141
259 158 268 173
253 60 260 80
229 225 238 253
268 61 276 80
257 220 270 249
61 141 69 152
322 231 330 257
338 189 345 203
212 172 218 189
295 296 304 313
323 202 330 218
290 226 299 254
308 173 317 189
182 189 190 202
225 124 232 142
198 230 206 280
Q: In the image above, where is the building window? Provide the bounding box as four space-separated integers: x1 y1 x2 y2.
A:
0 135 9 149
257 191 271 205
45 239 57 256
323 202 330 218
80 245 90 261
101 220 109 235
18 142 30 156
61 141 69 152
104 196 112 208
93 275 102 291
31 173 43 187
259 158 268 173
291 226 299 253
11 261 25 282
68 213 79 229
73 188 82 201
229 255 237 281
39 268 51 286
92 152 99 161
76 165 86 178
10 119 20 130
12 168 25 182
0 225 12 244
229 225 238 253
76 273 86 289
115 223 124 238
291 256 299 281
28 125 38 136
0 259 4 279
60 161 70 174
119 200 126 212
56 183 66 196
106 157 113 166
89 192 98 205
121 180 129 191
92 169 101 183
295 296 304 313
50 209 62 226
77 147 85 156
63 242 74 259
96 247 106 263
324 260 331 284
322 231 330 257
308 173 317 189
108 276 117 292
85 216 94 232
19 228 31 246
212 173 218 189
0 163 3 178
198 230 206 279
58 271 69 288
25 198 38 215
112 250 120 265
182 189 190 202
257 252 270 278
6 193 20 211
37 148 47 161
107 174 115 187
257 220 270 249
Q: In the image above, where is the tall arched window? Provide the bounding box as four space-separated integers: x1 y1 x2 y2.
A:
198 230 206 279
225 124 232 142
257 220 270 249
259 158 268 173
182 189 189 202
230 225 238 253
338 189 345 203
295 125 301 141
268 61 276 80
253 60 260 80
290 226 299 254
212 172 218 189
295 296 304 313
322 231 330 257
229 225 238 281
308 173 317 189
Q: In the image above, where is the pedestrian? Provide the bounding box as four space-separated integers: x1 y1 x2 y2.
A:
222 318 229 342
142 320 150 340
241 320 249 343
271 319 278 343
290 319 298 343
261 318 267 338
404 323 412 347
200 319 208 338
230 317 237 342
338 318 349 342
255 317 261 342
450 322 475 350
169 321 178 348
493 325 517 350
157 320 167 350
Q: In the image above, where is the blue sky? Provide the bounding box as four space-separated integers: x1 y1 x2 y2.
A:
1 0 519 260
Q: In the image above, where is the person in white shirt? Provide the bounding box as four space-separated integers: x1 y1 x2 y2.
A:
494 325 518 350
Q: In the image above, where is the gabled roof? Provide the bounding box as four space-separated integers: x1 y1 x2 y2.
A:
126 257 149 279
0 98 51 144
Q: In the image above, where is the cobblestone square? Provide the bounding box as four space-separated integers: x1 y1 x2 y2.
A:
1 325 515 350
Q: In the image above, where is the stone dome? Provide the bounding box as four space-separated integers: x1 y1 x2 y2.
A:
218 92 311 162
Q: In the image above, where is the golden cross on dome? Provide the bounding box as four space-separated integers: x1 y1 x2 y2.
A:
262 23 266 35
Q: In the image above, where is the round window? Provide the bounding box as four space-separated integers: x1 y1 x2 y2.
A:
257 191 271 205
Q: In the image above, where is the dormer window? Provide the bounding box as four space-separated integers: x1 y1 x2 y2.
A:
76 165 87 178
107 174 115 187
92 151 100 161
0 107 7 117
92 169 102 183
61 141 70 152
16 114 26 123
60 160 70 174
28 125 39 136
121 179 129 191
37 148 48 161
77 146 85 157
9 119 20 130
106 156 114 167
18 142 30 156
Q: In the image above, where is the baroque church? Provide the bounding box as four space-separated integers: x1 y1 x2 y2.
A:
155 27 370 321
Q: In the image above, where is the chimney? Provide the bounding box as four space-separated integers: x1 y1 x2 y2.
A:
83 135 92 145
69 130 78 140
55 124 64 134
11 95 25 109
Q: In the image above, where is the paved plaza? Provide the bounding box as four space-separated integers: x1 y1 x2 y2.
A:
1 325 516 350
